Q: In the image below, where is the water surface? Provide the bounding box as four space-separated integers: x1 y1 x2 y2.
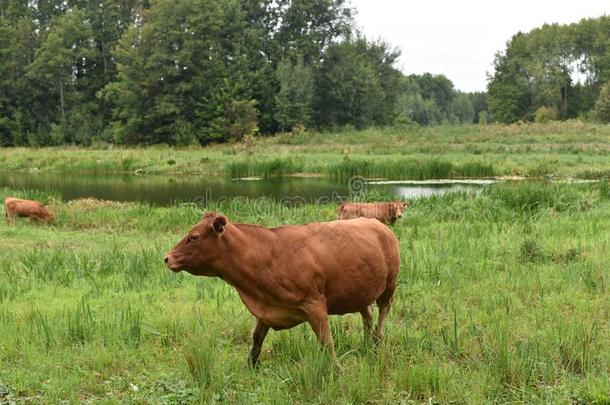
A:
0 171 491 205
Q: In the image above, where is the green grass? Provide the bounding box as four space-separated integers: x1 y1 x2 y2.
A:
1 122 609 179
1 181 610 402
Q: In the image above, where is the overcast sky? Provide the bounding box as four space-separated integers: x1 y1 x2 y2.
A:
352 0 608 92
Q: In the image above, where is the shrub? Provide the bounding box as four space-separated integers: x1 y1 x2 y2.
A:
594 82 610 123
173 119 197 146
225 157 304 178
534 106 558 123
223 99 259 141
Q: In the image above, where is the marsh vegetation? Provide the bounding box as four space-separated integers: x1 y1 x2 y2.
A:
1 180 610 402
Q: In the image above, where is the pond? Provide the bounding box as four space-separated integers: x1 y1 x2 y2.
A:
0 171 493 205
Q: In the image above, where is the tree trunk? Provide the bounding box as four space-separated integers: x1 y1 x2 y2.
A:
564 81 568 113
101 36 108 76
59 75 65 123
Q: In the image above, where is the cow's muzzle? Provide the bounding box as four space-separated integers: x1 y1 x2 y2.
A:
164 254 181 272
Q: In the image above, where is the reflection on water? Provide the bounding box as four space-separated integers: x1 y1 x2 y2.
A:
0 171 491 205
394 184 482 199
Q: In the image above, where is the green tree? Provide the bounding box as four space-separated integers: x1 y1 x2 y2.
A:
27 8 94 144
73 1 144 133
0 14 39 145
30 0 69 29
275 0 353 64
0 21 14 145
396 74 472 125
0 0 31 22
449 93 475 124
414 73 455 114
361 40 402 124
103 0 226 144
487 34 533 123
398 93 443 125
214 0 278 135
314 40 383 128
594 81 610 123
274 57 314 131
196 78 259 142
488 16 610 123
468 92 488 123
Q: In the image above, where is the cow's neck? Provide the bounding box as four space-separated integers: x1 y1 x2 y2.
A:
214 223 276 298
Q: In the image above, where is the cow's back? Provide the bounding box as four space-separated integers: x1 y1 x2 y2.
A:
337 202 395 224
269 218 400 315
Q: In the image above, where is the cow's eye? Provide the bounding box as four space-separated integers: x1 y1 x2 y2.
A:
187 233 199 243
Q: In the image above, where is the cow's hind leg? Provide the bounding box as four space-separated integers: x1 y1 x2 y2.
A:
360 306 374 342
374 280 397 342
250 318 270 368
305 306 336 359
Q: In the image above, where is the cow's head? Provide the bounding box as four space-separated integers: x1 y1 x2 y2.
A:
45 211 55 222
393 201 409 219
164 211 228 276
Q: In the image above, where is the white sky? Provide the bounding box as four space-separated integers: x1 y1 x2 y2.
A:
352 0 609 92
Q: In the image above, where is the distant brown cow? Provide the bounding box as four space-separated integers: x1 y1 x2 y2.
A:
337 201 408 225
4 197 54 224
165 212 400 367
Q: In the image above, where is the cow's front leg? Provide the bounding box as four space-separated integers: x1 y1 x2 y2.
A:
250 318 270 368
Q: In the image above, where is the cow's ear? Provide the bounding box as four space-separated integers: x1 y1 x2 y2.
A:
212 215 227 235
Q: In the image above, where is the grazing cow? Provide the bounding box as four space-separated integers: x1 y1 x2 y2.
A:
165 212 400 367
337 201 408 225
4 197 54 225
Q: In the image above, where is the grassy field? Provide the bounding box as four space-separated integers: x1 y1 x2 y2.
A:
1 181 610 403
1 122 610 180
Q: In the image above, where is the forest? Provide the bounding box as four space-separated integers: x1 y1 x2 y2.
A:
0 1 608 147
488 15 610 124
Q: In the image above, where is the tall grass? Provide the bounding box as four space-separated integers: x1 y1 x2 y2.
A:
327 157 495 180
226 157 306 178
225 154 496 180
1 182 610 402
1 122 609 179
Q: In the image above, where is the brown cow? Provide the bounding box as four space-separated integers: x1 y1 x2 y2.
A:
4 197 54 225
165 212 400 367
337 201 408 225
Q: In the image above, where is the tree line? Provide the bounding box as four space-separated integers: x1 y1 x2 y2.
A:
488 15 610 124
0 0 484 146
